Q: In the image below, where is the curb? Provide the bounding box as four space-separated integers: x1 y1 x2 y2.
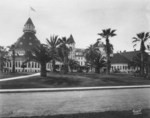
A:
0 85 150 93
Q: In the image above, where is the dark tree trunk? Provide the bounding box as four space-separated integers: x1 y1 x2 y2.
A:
52 59 56 72
140 51 144 76
106 38 110 75
70 67 73 73
145 64 148 78
140 41 146 77
12 49 15 73
95 66 100 74
63 56 68 74
40 62 47 77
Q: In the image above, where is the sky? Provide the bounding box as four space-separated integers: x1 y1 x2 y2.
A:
0 0 150 52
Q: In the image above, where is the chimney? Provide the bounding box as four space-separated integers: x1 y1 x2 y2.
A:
120 51 121 53
124 50 126 53
134 49 136 51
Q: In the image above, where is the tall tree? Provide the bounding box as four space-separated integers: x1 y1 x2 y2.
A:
98 28 116 74
84 44 105 73
0 46 9 72
68 59 79 73
84 44 99 68
46 35 60 72
58 37 72 74
130 52 149 72
25 44 52 77
94 53 106 73
8 45 16 73
132 32 150 76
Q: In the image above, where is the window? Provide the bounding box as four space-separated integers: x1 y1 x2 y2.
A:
32 62 34 68
29 42 32 45
18 61 21 67
20 42 23 45
15 61 17 67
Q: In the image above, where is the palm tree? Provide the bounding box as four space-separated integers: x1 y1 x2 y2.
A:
94 53 106 73
98 28 116 74
104 43 114 56
8 45 16 73
58 37 72 74
68 59 79 72
46 35 60 72
131 52 149 70
25 44 52 77
0 46 9 72
84 44 99 69
84 44 105 73
132 32 150 76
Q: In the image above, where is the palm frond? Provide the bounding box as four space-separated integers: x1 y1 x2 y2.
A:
98 33 105 37
111 29 116 34
106 28 111 34
133 44 137 47
132 37 140 43
137 32 144 40
111 33 116 37
144 32 150 42
147 45 150 50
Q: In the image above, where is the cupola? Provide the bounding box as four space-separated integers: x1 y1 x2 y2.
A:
23 17 36 34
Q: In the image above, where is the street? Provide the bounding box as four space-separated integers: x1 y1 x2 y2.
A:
0 88 150 117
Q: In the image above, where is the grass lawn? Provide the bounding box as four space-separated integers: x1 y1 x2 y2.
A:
8 109 150 118
0 72 150 89
0 72 33 79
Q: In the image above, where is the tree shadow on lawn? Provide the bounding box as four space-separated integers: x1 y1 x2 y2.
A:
44 76 82 87
0 72 33 79
0 76 82 89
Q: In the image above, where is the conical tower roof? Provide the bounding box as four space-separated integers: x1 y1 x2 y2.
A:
15 18 40 50
24 17 35 27
23 17 36 34
68 34 75 44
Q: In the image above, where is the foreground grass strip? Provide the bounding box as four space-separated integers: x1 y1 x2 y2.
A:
6 109 150 118
0 73 150 89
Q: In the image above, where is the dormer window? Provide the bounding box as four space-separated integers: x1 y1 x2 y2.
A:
20 42 23 45
29 42 32 45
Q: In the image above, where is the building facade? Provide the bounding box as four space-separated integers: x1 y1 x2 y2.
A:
4 18 85 72
110 50 150 73
75 48 86 66
5 18 47 72
5 17 148 74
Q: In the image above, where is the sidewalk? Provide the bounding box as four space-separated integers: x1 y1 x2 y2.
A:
0 86 150 117
0 73 40 82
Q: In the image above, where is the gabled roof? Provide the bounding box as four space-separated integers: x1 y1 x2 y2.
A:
14 32 40 50
75 48 85 52
24 17 35 27
111 51 141 64
120 51 140 61
68 34 75 44
111 53 130 64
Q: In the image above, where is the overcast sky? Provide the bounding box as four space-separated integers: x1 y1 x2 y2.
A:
0 0 150 52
